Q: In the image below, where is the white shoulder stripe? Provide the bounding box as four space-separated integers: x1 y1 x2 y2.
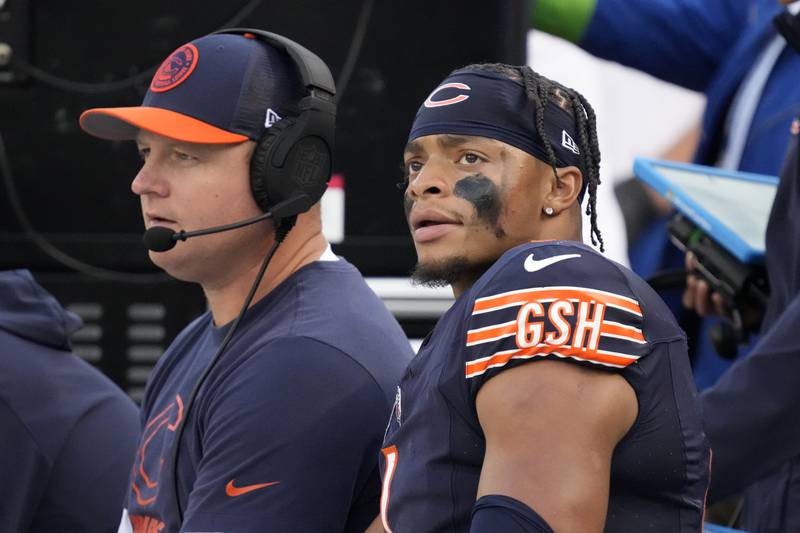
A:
467 320 516 334
601 332 648 344
472 301 525 315
466 332 515 346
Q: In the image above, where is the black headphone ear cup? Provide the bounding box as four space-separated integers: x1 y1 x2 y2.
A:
249 118 295 212
250 116 333 216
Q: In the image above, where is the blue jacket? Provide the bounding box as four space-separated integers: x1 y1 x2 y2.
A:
581 0 800 175
580 2 800 531
701 130 800 533
0 270 140 533
581 0 800 389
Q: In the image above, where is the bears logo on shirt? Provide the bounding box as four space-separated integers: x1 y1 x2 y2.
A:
150 44 198 93
131 395 184 506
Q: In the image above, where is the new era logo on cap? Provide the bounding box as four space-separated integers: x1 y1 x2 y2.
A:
561 130 580 155
265 108 282 128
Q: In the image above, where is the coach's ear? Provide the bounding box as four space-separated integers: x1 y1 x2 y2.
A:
544 165 582 213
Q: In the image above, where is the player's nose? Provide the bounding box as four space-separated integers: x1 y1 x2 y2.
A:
407 156 451 200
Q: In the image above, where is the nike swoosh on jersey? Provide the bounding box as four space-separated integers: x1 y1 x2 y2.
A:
225 479 280 497
523 253 581 272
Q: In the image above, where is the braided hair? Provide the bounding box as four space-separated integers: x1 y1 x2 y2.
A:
455 63 604 252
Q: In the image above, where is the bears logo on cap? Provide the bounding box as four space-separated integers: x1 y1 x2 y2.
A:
150 44 199 93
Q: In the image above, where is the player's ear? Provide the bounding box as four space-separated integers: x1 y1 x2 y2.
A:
544 166 582 212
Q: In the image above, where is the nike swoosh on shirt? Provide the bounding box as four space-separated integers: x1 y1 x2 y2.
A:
225 479 281 497
523 253 582 272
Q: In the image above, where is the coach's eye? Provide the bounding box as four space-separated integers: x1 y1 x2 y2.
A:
173 150 196 162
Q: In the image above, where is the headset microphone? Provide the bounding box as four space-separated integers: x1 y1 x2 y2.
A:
142 193 312 252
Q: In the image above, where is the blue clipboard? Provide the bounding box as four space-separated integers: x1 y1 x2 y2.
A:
633 157 779 264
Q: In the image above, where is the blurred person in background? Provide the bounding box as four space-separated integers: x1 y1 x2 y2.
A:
532 0 800 386
535 1 800 530
683 79 800 533
0 269 139 533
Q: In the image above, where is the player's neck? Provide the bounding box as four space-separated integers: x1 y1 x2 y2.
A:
450 216 585 298
204 215 328 326
451 275 480 299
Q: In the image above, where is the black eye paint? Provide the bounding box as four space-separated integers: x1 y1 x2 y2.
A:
454 174 505 237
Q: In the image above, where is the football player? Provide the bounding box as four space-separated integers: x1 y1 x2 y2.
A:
371 64 710 533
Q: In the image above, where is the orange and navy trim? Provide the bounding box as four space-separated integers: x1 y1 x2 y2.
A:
465 318 646 346
472 286 642 316
465 285 646 378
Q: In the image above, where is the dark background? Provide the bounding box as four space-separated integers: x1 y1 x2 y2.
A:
0 0 527 274
0 0 527 395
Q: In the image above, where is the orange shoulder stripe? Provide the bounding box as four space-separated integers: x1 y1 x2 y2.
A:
466 321 517 345
601 321 646 343
466 319 646 348
465 345 638 378
472 286 642 316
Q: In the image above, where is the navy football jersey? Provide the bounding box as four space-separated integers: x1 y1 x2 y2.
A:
380 241 710 532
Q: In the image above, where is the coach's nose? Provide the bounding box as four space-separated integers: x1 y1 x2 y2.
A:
131 159 169 198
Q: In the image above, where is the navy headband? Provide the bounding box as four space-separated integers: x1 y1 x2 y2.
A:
409 70 587 200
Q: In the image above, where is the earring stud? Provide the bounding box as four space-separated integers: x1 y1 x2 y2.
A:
544 207 555 216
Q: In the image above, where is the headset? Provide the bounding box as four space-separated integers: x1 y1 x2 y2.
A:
168 29 337 523
213 27 337 219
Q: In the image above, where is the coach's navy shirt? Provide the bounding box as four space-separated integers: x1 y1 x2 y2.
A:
0 270 140 533
121 257 413 533
380 242 710 532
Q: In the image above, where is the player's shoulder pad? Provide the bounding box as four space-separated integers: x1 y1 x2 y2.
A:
463 241 649 380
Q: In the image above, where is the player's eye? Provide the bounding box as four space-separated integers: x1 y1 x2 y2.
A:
406 160 423 174
137 147 150 161
458 152 483 165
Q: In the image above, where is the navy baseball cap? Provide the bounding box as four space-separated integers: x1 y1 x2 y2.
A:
80 32 304 144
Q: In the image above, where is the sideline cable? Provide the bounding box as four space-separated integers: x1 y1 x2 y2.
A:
1 0 374 282
9 0 266 95
10 0 376 100
335 0 375 102
0 131 170 283
170 220 291 521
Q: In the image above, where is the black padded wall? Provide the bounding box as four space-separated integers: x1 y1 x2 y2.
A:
0 0 527 275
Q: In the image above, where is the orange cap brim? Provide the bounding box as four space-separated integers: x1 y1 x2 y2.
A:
79 107 249 144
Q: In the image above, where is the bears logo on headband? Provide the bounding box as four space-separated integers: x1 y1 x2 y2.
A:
150 44 199 93
424 83 471 108
410 70 589 201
